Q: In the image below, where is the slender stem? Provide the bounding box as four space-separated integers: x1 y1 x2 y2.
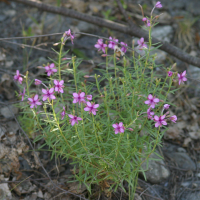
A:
92 114 101 156
81 103 86 145
25 71 30 97
58 38 64 81
51 99 73 152
72 56 77 92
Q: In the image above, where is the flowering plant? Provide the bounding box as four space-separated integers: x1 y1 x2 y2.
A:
15 1 187 199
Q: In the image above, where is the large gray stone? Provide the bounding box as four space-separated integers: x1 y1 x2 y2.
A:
0 105 19 119
141 152 170 184
164 152 196 170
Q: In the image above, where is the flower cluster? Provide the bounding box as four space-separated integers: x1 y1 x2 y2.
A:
145 94 177 127
94 37 128 55
167 70 187 85
64 29 75 44
14 70 23 84
142 1 162 27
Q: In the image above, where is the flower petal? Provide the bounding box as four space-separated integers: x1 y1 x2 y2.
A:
42 89 47 94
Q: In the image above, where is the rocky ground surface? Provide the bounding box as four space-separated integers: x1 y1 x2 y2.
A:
1 0 200 199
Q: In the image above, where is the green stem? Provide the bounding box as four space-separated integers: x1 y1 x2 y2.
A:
72 56 77 92
58 38 64 81
92 114 101 156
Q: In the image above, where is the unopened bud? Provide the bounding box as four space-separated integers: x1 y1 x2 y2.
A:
97 75 101 78
171 63 176 69
53 42 60 46
81 82 84 86
132 39 135 46
104 87 106 91
84 79 87 84
128 128 134 131
84 75 90 78
126 93 131 96
165 111 169 115
62 57 71 61
101 94 104 98
101 54 107 57
79 89 82 93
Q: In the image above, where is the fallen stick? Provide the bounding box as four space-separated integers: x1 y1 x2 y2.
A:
9 0 200 68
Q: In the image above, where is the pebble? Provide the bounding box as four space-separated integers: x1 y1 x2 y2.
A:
164 152 196 170
140 151 170 184
0 105 19 119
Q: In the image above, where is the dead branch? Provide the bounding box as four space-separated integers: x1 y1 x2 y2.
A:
9 0 200 68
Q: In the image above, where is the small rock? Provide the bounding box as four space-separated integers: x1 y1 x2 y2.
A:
134 193 142 200
0 125 6 140
0 52 6 61
5 61 13 68
37 190 43 198
151 25 173 43
44 192 51 199
177 147 186 153
0 143 10 159
183 192 200 200
164 152 196 170
3 10 16 17
140 152 170 184
89 3 103 13
0 105 19 118
189 131 200 140
0 175 12 200
68 181 87 194
7 121 19 135
69 0 86 12
164 126 180 139
77 21 96 33
183 137 192 147
0 15 7 22
188 65 200 96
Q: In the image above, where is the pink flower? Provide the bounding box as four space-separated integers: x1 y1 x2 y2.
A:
19 87 25 101
170 115 177 123
28 94 42 109
86 95 92 101
112 122 125 134
147 107 154 119
68 114 82 126
65 29 75 44
164 104 170 109
155 1 162 8
120 42 128 53
61 107 66 120
42 88 56 101
154 115 167 127
94 39 107 53
178 70 187 85
168 71 173 77
73 92 86 104
45 63 57 76
35 79 42 85
137 38 148 50
142 17 147 22
84 102 99 115
145 94 159 108
54 80 64 93
14 70 23 84
142 18 151 27
108 37 118 49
